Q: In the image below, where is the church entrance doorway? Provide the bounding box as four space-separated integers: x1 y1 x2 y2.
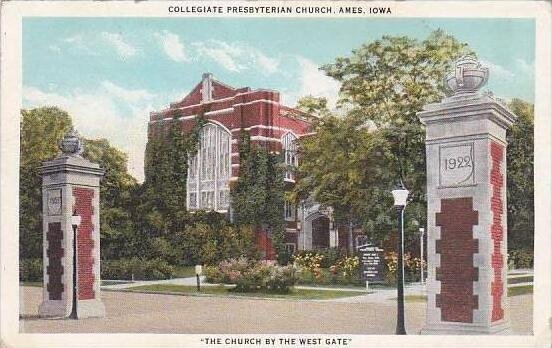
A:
311 216 330 249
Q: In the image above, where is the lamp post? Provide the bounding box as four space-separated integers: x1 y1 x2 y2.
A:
69 210 81 319
391 183 409 335
419 227 425 285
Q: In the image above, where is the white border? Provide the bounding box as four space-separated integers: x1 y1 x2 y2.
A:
1 2 551 348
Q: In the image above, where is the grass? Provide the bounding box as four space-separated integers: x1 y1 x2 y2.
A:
390 285 534 303
507 276 533 285
508 285 533 297
101 280 135 286
20 281 42 287
126 284 369 300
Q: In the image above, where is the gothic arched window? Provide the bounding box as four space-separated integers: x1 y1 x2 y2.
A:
282 132 298 181
187 123 231 212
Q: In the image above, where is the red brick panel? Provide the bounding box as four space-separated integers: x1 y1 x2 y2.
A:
490 142 505 321
73 187 96 300
435 197 479 323
46 222 64 300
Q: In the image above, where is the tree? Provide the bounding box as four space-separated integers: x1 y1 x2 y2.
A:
19 106 140 263
82 139 139 260
506 99 534 255
296 96 331 118
295 30 472 247
20 107 72 260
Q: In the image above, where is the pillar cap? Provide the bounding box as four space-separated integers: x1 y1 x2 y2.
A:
41 129 105 177
444 55 489 96
417 93 517 130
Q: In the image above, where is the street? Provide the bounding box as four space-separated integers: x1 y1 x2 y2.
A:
19 286 532 334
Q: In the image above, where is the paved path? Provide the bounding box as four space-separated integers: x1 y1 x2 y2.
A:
19 286 532 334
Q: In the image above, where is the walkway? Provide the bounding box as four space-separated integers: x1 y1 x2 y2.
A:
101 268 532 304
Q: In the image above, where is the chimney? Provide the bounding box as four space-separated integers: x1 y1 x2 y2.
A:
201 72 213 102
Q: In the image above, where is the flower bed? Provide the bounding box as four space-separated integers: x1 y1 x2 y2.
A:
204 257 296 293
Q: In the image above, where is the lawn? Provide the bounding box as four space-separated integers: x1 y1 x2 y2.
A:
126 284 369 300
507 285 533 296
507 276 533 285
390 285 534 303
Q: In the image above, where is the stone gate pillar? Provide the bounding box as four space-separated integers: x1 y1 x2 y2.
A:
38 130 105 318
417 56 516 334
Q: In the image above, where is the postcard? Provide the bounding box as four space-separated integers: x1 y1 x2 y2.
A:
1 1 551 347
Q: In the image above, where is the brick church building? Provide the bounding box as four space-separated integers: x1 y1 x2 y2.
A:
148 73 361 258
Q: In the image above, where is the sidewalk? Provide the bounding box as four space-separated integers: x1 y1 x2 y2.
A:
101 268 533 303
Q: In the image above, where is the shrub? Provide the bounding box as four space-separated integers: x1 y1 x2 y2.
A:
384 251 425 284
20 258 42 282
176 223 259 266
293 251 324 274
209 257 296 293
337 256 360 279
508 249 533 269
204 265 224 283
101 257 175 280
317 248 345 268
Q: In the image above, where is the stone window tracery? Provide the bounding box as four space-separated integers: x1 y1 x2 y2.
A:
187 123 231 212
282 132 298 181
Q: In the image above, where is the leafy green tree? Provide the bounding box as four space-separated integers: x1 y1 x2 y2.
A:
296 96 331 118
295 30 471 248
19 106 140 263
20 107 73 260
506 99 534 255
82 139 139 260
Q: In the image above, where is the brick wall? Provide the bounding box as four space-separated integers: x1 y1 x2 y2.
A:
435 197 479 323
73 187 95 300
46 222 64 300
490 141 505 322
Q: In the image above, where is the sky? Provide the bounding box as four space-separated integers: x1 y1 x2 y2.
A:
22 18 535 182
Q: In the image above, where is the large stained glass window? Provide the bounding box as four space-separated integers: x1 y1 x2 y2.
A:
282 132 298 181
187 123 231 212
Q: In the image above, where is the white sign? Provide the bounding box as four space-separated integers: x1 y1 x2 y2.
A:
47 189 62 216
439 143 475 187
195 265 203 275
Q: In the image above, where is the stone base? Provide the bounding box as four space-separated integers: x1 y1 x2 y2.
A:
421 320 510 335
38 300 70 318
39 298 105 319
76 299 106 319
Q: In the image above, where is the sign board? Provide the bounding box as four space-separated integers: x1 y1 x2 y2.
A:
439 142 475 187
47 189 62 216
357 243 384 282
195 265 203 275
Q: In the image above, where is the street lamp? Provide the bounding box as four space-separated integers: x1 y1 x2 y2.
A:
69 210 81 319
391 183 409 335
419 227 425 285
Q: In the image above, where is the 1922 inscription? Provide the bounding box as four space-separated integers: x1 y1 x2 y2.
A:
443 155 472 170
439 143 475 187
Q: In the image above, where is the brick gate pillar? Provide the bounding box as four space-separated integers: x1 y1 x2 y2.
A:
38 130 105 318
417 56 517 334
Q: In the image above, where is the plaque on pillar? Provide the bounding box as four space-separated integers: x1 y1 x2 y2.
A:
418 55 517 335
38 129 106 319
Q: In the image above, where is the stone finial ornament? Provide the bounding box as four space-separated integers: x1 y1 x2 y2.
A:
444 55 489 95
60 128 84 156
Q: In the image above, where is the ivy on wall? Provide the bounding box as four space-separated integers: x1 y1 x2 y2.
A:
143 113 207 231
231 131 286 258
